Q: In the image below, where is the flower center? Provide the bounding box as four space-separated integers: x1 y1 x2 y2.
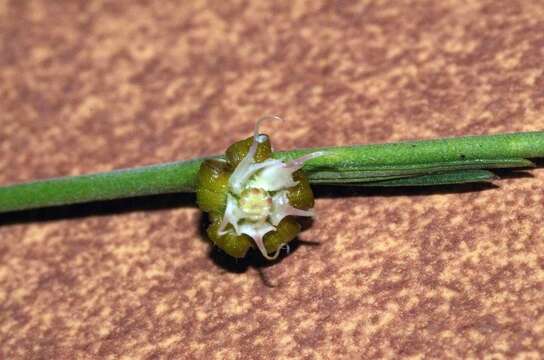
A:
238 187 272 223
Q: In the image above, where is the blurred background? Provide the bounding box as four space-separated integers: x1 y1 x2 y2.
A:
1 1 543 358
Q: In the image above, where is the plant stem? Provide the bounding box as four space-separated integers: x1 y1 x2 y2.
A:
1 131 543 214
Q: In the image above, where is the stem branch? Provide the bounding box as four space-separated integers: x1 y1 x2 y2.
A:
1 131 543 213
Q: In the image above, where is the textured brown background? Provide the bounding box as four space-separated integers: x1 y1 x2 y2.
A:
1 1 544 359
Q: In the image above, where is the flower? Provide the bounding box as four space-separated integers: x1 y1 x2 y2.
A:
196 116 323 259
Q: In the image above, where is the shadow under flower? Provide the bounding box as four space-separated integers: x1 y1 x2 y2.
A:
197 211 320 283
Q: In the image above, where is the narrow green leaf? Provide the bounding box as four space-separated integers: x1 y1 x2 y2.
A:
306 158 532 183
355 169 498 187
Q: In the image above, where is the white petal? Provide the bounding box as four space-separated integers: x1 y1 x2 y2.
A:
269 191 314 226
238 222 278 260
250 161 297 191
218 194 243 235
251 151 326 192
228 116 281 194
284 151 326 170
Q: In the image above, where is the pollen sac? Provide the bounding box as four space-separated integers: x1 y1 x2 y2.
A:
196 122 321 260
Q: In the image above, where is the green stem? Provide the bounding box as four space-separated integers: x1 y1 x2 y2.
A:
1 131 543 213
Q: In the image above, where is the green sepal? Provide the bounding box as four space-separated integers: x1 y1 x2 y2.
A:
225 135 272 167
207 214 253 258
287 170 315 210
196 159 230 213
264 217 301 254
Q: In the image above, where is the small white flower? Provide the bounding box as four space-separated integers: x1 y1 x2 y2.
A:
218 117 324 259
